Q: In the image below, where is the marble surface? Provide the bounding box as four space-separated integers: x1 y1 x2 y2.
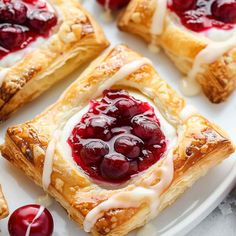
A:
189 186 236 236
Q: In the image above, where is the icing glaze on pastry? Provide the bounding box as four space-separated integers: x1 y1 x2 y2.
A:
0 0 58 62
151 0 168 35
84 148 175 232
149 0 168 51
180 77 201 97
179 105 198 121
186 33 236 89
42 131 59 190
8 204 54 236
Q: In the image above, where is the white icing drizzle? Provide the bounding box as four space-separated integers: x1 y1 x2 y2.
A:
36 194 53 208
84 187 157 232
179 105 198 121
183 33 236 97
188 33 236 81
25 205 45 236
150 0 168 35
94 58 152 98
42 131 60 190
83 150 175 232
180 78 201 97
149 0 168 50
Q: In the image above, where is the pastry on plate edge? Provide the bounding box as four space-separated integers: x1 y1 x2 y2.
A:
1 44 235 236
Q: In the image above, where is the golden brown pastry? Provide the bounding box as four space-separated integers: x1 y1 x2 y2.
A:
1 45 235 236
118 0 236 103
0 0 109 121
0 185 8 219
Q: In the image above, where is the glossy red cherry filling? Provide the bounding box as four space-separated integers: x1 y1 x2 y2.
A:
68 90 167 184
168 0 236 32
0 0 57 59
8 204 54 236
96 0 130 10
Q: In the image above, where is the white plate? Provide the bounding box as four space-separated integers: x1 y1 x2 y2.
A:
0 2 236 236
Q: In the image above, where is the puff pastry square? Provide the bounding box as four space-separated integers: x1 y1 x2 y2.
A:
1 45 235 236
0 0 109 121
118 0 236 103
0 185 8 220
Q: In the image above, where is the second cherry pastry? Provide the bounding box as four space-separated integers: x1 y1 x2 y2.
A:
1 45 235 236
0 0 109 121
118 0 236 103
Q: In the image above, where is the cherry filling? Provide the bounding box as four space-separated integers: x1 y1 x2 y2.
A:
96 0 131 10
8 204 54 236
168 0 236 32
0 0 57 59
68 90 167 184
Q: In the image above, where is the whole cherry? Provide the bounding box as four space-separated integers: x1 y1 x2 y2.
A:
100 153 130 180
172 0 195 11
211 0 236 23
0 24 28 50
8 204 54 236
0 1 28 24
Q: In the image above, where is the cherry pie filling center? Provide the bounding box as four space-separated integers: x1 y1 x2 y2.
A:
0 0 57 59
168 0 236 32
68 90 167 184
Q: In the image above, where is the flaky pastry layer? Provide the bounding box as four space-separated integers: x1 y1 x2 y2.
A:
118 0 236 103
0 185 8 220
1 45 235 236
0 0 109 121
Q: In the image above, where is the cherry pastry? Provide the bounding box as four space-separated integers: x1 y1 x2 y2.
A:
8 204 54 236
0 0 57 59
68 89 167 184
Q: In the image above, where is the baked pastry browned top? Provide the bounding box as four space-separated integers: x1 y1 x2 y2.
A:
0 0 109 121
1 45 235 236
118 0 236 103
0 185 8 220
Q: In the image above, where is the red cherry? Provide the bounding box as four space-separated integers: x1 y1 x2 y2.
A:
211 0 236 23
28 10 57 34
8 204 54 236
114 135 143 159
0 24 28 50
139 151 156 171
80 141 109 165
100 154 130 180
96 0 130 10
131 115 163 144
172 0 195 11
86 116 113 141
0 1 27 24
